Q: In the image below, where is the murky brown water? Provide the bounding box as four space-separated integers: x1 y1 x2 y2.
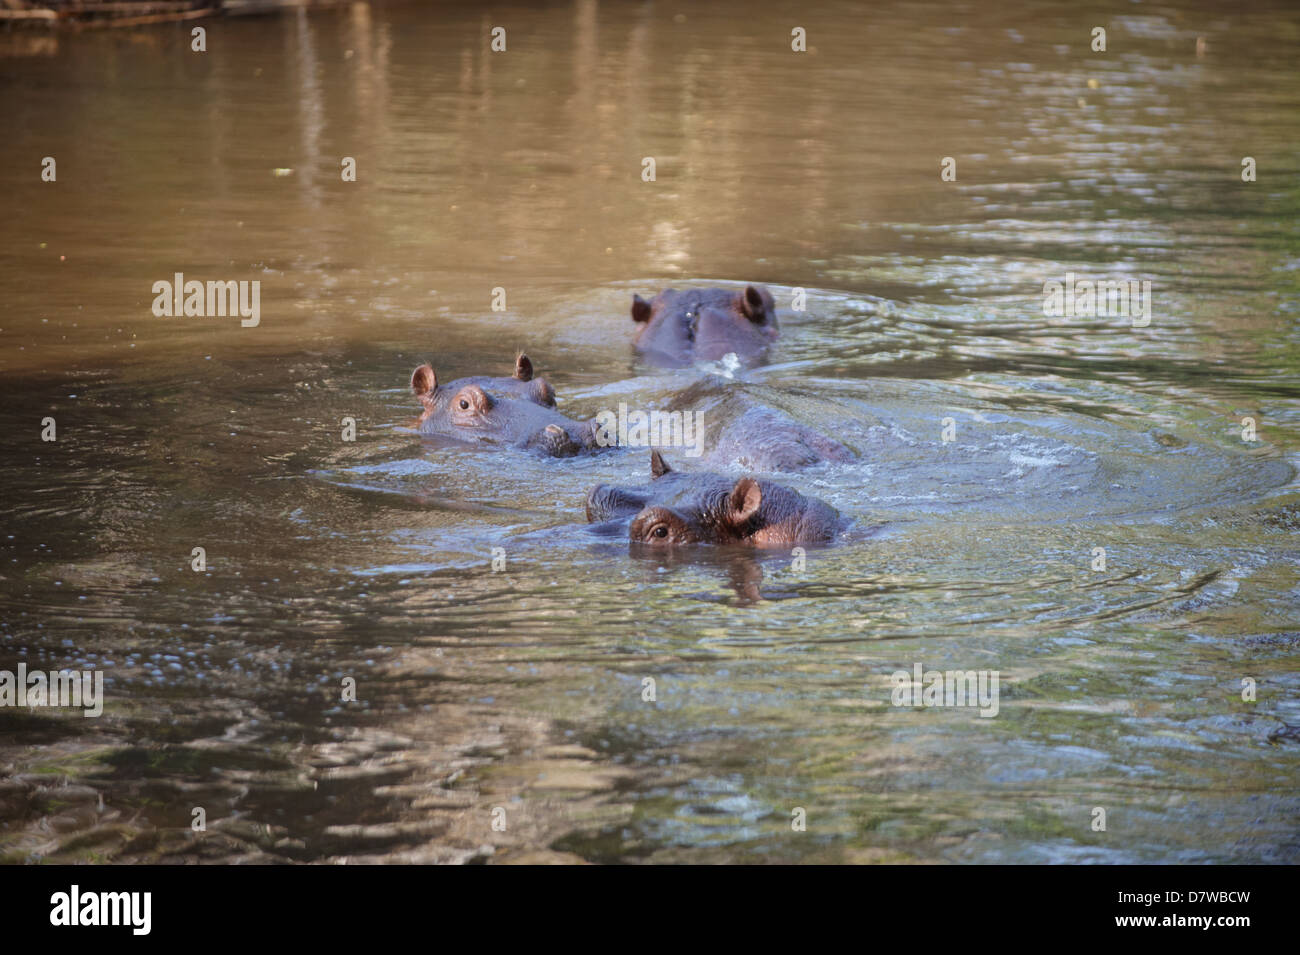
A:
2 0 1298 864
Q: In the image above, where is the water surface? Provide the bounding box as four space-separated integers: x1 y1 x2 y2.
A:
1 0 1298 863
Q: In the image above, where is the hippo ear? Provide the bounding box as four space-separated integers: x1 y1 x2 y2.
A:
726 477 763 527
741 285 770 322
632 294 653 324
514 353 534 381
650 449 673 478
411 364 437 397
530 377 557 408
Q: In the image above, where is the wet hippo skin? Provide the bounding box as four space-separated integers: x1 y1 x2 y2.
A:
408 354 855 471
631 285 779 366
660 378 858 472
411 353 556 408
410 354 598 456
586 451 842 546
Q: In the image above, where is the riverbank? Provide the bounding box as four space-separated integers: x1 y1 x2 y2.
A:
0 0 350 30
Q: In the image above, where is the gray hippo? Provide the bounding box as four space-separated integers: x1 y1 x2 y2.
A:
631 285 779 366
656 378 857 471
411 353 555 408
408 355 856 471
586 451 843 546
410 355 597 456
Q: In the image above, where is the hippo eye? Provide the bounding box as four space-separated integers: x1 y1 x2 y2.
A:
458 398 470 410
651 524 669 539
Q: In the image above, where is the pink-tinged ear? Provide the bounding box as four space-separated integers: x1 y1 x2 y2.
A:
650 449 672 478
514 353 534 381
530 377 557 407
632 294 653 324
741 285 769 322
411 364 437 396
727 477 762 526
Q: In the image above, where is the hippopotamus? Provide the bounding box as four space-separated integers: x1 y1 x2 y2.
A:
631 285 779 366
412 353 556 408
585 451 842 546
658 378 858 471
410 355 597 456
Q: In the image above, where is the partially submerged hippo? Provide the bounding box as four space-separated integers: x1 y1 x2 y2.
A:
586 451 842 546
659 378 857 471
410 355 597 456
631 285 779 366
412 353 556 408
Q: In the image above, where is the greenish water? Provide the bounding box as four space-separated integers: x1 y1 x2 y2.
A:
1 0 1298 863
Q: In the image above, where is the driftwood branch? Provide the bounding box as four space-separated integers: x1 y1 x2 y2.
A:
0 1 344 28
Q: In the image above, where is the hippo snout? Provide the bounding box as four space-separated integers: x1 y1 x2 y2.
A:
528 423 585 457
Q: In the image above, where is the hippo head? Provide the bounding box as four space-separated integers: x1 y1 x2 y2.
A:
411 353 555 410
410 356 595 456
631 286 779 366
629 476 767 546
588 451 840 546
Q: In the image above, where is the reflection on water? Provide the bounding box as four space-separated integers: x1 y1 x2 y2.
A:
1 1 1298 863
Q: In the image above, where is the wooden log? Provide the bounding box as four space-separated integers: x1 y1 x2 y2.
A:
67 7 218 27
0 0 349 26
53 3 208 13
